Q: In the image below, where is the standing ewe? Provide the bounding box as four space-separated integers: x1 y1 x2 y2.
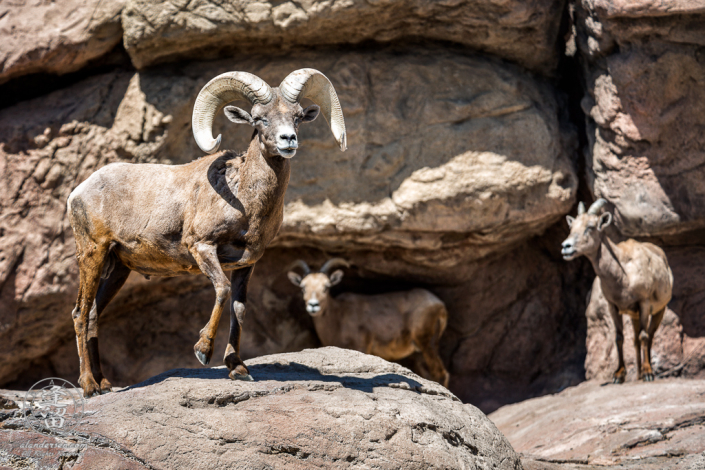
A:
561 199 673 382
287 259 450 387
67 69 347 397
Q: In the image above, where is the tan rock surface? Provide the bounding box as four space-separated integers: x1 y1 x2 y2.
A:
0 0 125 84
576 0 705 238
1 348 523 470
490 378 705 469
122 0 565 73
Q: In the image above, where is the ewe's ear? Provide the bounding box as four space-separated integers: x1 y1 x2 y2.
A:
224 106 254 125
598 212 612 231
301 105 320 123
287 271 302 286
329 269 344 286
566 215 575 228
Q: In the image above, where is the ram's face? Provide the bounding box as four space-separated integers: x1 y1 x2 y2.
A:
297 273 332 317
225 92 320 159
562 211 612 260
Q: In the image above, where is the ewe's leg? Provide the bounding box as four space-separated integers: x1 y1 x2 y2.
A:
608 303 626 384
640 305 663 382
224 266 254 380
89 257 131 393
630 313 642 380
74 244 110 398
191 243 231 366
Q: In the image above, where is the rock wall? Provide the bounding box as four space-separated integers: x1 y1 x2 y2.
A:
0 0 703 413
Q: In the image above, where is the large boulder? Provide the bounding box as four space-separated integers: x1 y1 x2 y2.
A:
575 0 705 238
490 378 705 469
122 0 565 74
0 48 581 411
0 0 125 84
1 348 523 470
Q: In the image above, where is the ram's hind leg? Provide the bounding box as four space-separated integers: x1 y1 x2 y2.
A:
73 242 111 398
412 307 449 388
89 253 131 393
641 306 665 382
224 266 254 381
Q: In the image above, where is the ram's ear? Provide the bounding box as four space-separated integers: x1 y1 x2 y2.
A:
598 212 612 231
329 269 344 286
566 215 575 228
287 271 302 286
301 105 320 123
224 106 254 125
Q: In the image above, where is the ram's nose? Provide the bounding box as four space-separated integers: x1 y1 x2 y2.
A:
306 299 320 314
561 239 576 260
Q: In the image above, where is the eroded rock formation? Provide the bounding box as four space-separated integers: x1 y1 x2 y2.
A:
1 348 523 469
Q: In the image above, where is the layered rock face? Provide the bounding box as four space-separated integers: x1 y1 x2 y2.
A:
1 348 523 469
0 0 704 415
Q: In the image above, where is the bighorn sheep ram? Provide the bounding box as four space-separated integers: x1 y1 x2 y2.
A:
67 69 346 397
287 259 450 387
562 199 673 383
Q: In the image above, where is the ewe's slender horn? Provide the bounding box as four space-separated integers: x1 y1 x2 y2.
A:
288 260 311 276
577 202 586 215
279 68 347 151
588 198 608 215
320 258 349 275
192 72 273 154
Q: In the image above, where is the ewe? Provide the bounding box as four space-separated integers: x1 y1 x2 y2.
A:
562 199 673 382
67 69 346 397
288 259 450 387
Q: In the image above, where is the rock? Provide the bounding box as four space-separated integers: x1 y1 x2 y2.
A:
0 395 17 410
575 0 705 238
0 48 580 410
0 0 125 84
489 378 705 469
122 0 565 74
2 348 523 470
584 246 705 382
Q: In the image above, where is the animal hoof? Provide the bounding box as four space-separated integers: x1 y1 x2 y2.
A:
100 378 113 394
229 371 253 381
79 376 101 398
194 350 210 366
643 373 654 382
612 376 625 384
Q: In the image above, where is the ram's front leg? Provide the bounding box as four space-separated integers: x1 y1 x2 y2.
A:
191 243 231 366
224 265 254 381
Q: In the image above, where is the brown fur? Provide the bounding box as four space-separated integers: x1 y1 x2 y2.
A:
288 264 450 387
68 90 320 397
562 202 673 383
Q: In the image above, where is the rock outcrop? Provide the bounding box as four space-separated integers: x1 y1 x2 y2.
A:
122 0 565 73
1 348 523 470
0 0 125 84
490 378 705 469
575 0 705 238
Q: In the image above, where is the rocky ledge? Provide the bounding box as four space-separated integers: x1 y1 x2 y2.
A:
0 347 521 469
490 378 705 470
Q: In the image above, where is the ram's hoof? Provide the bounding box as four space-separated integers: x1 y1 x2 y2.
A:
229 364 252 381
643 373 654 382
195 350 210 366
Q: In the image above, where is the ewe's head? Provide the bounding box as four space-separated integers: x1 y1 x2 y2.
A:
192 69 347 159
287 259 349 317
561 199 612 261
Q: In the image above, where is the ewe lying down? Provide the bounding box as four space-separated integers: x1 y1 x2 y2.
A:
67 69 346 397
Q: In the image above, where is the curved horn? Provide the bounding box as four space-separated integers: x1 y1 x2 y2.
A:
320 258 350 275
287 260 311 276
192 72 273 154
588 198 608 215
577 202 586 215
279 68 347 151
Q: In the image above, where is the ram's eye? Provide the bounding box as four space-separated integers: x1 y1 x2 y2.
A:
294 116 301 126
257 118 269 127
